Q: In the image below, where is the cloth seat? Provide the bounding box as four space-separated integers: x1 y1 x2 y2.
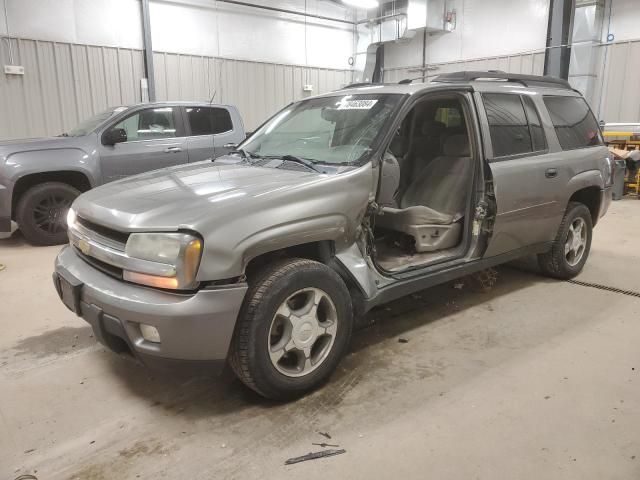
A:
377 134 473 252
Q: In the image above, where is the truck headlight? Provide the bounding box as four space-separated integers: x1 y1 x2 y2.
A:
123 233 202 290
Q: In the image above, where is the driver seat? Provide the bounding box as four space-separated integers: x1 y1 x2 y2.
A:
377 134 473 252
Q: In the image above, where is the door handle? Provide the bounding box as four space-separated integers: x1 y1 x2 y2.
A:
164 147 182 153
545 168 558 178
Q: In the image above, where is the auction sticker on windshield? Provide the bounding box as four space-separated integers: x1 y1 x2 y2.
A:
337 99 378 110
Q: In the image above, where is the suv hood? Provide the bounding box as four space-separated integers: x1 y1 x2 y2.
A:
74 161 327 232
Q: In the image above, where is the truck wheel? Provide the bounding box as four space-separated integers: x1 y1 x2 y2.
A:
16 182 80 246
229 258 353 400
538 201 593 280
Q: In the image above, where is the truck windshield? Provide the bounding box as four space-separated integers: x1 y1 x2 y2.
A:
65 107 126 137
240 93 402 165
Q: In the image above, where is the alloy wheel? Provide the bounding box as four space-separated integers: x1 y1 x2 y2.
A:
32 194 72 235
268 287 338 378
564 217 587 266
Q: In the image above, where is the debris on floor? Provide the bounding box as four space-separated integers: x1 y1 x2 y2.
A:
467 267 499 293
398 338 409 343
0 263 5 272
312 442 339 448
317 431 332 439
285 448 346 465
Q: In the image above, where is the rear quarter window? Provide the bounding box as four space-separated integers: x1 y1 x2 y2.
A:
542 96 603 150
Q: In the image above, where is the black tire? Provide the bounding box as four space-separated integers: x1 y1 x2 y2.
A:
229 258 353 400
16 182 80 246
538 201 593 280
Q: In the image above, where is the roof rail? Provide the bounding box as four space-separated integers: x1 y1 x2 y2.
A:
398 76 430 85
341 82 380 89
431 70 572 89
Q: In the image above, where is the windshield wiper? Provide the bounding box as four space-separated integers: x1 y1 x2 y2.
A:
272 154 322 173
231 148 260 163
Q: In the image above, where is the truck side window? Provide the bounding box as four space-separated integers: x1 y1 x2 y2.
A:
112 107 178 142
482 93 532 157
186 107 233 136
542 96 603 150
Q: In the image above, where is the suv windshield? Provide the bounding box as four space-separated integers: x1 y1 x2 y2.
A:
240 93 402 165
65 107 127 137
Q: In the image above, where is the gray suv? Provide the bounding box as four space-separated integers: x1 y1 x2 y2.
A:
0 102 244 245
53 72 612 400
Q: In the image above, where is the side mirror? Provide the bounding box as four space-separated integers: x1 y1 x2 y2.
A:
223 143 237 149
103 128 127 146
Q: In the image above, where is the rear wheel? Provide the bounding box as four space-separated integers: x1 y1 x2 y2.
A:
538 201 592 279
16 182 80 246
229 258 353 400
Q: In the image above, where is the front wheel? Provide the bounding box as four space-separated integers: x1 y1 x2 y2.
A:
538 201 593 279
16 182 80 246
229 258 353 400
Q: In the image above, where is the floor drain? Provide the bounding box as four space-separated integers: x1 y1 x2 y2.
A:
567 279 640 298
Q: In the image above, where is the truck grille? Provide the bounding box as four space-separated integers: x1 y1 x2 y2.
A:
76 216 129 247
69 216 129 279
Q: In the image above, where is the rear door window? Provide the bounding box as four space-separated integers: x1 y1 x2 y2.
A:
482 93 532 157
186 107 234 136
542 96 603 150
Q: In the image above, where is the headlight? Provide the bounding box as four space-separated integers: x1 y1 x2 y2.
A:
67 208 77 228
123 233 202 290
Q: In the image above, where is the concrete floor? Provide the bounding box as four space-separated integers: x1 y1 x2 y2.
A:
1 199 639 480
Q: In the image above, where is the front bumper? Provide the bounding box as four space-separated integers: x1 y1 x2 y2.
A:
0 183 12 233
53 246 247 373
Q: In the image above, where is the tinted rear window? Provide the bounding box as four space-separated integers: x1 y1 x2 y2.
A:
543 96 603 150
186 107 233 135
482 93 532 157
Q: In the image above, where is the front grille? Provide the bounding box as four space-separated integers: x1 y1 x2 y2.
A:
77 216 129 246
70 216 129 279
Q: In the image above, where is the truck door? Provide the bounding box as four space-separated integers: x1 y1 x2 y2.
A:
98 106 188 183
477 91 567 257
184 106 241 161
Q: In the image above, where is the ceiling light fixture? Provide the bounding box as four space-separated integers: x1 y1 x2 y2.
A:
342 0 379 9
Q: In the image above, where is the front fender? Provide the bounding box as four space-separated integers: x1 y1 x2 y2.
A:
5 148 99 186
238 213 350 268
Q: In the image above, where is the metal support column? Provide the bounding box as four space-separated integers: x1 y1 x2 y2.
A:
544 0 576 79
141 0 156 102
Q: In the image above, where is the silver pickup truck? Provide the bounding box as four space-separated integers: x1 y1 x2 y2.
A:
0 102 244 245
54 72 612 400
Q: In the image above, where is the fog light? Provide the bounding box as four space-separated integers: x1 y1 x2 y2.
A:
140 324 161 343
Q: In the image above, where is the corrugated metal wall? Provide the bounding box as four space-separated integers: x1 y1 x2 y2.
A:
384 39 640 124
0 36 352 140
152 52 353 132
592 39 640 123
383 51 547 83
2 35 638 140
0 37 145 140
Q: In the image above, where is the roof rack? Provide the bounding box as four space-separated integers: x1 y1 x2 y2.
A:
341 82 381 89
431 70 572 89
